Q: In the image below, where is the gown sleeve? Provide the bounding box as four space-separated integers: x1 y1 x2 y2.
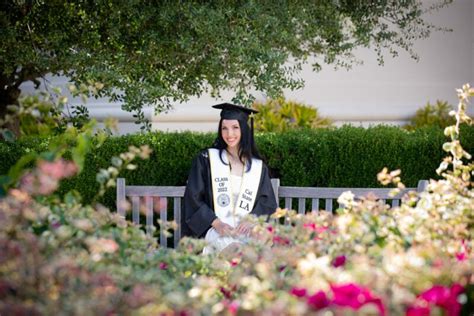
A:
252 163 278 217
181 151 217 238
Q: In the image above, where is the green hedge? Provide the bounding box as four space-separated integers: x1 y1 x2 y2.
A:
1 125 473 210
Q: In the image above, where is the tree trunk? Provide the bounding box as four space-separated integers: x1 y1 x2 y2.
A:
0 86 21 138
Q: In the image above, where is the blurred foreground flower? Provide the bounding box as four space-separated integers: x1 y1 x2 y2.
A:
20 159 77 195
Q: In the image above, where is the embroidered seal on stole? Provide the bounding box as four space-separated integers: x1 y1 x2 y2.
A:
217 193 230 207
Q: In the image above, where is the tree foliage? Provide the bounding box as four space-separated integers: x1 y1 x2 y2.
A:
0 0 452 128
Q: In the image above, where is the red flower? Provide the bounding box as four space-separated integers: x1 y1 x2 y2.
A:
272 235 290 245
303 222 329 234
220 287 232 299
303 222 317 231
332 255 346 268
330 283 386 315
159 262 168 270
289 287 307 298
307 290 330 310
455 239 469 262
230 258 240 267
412 284 464 316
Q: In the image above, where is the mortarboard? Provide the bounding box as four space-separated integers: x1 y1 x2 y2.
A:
212 102 258 121
212 102 258 142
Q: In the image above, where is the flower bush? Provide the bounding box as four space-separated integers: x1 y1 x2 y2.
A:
0 84 473 315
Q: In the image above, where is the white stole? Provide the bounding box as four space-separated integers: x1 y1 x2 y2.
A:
208 148 262 227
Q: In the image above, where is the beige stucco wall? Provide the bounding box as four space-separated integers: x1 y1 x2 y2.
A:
20 0 474 134
154 0 474 132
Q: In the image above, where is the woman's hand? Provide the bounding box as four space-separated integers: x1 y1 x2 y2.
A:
211 219 234 236
235 221 254 236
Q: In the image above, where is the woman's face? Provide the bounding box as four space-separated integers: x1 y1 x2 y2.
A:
221 119 241 150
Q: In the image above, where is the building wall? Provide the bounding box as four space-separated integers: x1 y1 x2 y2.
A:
20 0 474 134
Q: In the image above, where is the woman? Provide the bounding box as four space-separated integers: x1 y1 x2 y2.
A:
181 102 277 254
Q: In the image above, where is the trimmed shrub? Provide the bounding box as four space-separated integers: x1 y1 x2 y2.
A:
1 125 473 210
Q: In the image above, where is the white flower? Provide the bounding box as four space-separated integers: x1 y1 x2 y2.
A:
407 255 425 268
335 214 353 232
337 191 355 207
188 287 201 298
297 253 331 277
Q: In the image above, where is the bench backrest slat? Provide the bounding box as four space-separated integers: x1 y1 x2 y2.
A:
284 197 292 210
126 186 186 197
117 178 126 217
298 198 305 214
117 178 429 248
311 198 319 212
145 196 153 235
160 198 168 248
132 196 140 224
278 186 410 199
325 198 333 212
173 197 182 248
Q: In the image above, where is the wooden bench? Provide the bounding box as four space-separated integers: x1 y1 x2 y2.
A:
116 178 428 248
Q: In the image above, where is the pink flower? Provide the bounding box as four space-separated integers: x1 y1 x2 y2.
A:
38 159 77 179
125 284 153 308
303 222 317 231
303 222 332 240
455 240 469 262
227 300 239 315
307 290 330 310
98 239 119 253
230 258 240 267
432 259 444 268
455 252 467 261
303 222 329 234
414 284 464 316
272 235 290 245
19 159 78 195
266 225 274 233
330 283 386 315
405 305 430 316
289 287 307 298
20 172 58 195
332 255 346 268
159 262 168 270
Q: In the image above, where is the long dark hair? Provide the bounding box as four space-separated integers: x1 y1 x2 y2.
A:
213 117 262 172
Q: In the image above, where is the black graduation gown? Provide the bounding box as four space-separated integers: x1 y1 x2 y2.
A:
181 149 277 238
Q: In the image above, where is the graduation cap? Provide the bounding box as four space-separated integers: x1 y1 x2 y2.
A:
212 102 258 142
212 102 258 121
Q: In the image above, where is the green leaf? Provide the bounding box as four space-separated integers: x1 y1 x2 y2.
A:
64 190 82 207
1 130 16 142
7 152 37 182
39 151 57 162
